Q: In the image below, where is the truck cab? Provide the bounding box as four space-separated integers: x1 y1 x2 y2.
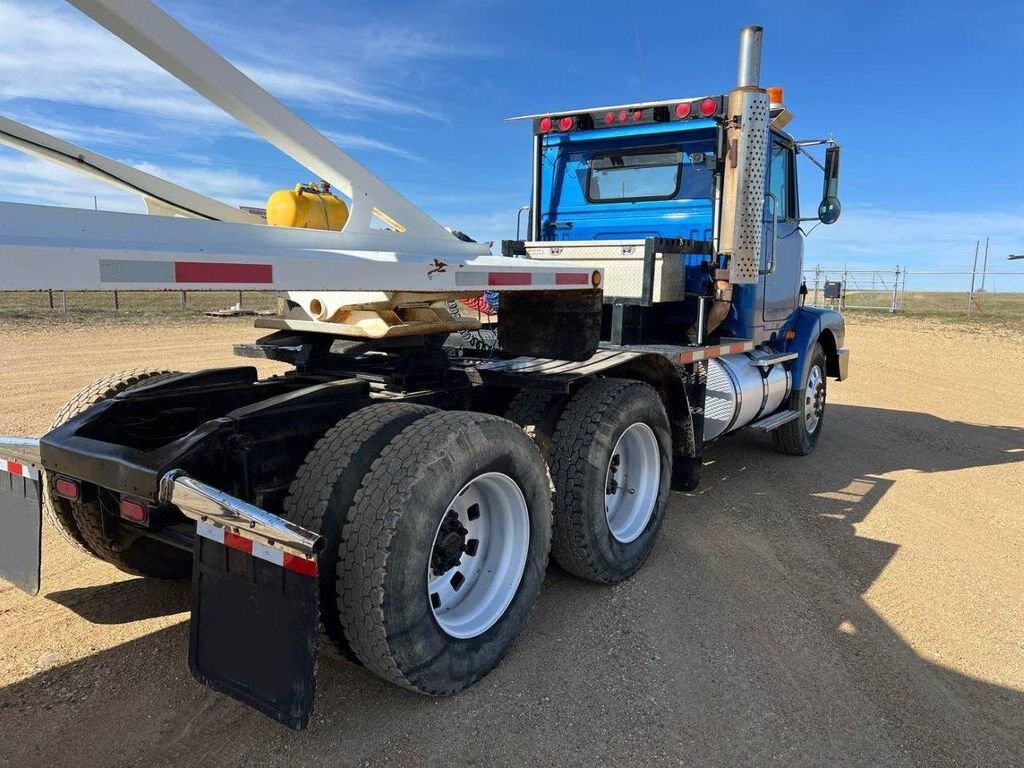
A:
511 93 830 349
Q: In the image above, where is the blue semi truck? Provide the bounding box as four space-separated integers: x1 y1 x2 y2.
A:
0 24 847 728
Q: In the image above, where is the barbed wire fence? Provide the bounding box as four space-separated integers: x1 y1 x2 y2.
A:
0 290 278 317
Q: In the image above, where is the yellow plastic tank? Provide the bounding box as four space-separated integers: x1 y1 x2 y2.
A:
266 181 349 231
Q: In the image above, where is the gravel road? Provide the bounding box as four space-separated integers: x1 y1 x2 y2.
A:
0 316 1021 767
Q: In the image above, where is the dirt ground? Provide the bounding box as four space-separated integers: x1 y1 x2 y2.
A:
0 315 1021 767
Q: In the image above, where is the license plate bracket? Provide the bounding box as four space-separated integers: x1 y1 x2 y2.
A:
189 522 319 730
0 462 42 596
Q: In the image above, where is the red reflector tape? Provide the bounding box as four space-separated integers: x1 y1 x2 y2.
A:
0 458 37 480
488 272 532 287
223 530 254 555
283 553 319 577
174 262 273 284
555 272 590 286
197 521 318 577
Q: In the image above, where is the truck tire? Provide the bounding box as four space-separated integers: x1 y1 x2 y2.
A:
548 378 672 584
338 411 552 695
50 370 192 578
504 386 567 460
282 403 437 660
773 343 827 456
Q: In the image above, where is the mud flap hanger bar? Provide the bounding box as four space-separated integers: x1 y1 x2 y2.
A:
158 469 323 560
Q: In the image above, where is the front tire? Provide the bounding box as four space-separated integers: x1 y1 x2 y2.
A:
548 378 672 584
773 343 827 456
338 411 552 695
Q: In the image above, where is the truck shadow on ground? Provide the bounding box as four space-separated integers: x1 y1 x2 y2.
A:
1 404 1022 767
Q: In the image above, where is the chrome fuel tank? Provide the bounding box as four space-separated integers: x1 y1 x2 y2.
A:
703 353 792 441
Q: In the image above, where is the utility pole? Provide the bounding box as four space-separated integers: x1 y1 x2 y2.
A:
980 236 989 292
967 241 979 317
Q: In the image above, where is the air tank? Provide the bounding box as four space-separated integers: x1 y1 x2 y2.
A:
266 181 349 231
703 353 792 441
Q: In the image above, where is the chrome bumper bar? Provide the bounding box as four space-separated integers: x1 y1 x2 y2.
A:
0 437 42 468
159 470 323 559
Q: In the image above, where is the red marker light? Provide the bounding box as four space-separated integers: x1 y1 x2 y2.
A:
632 110 643 121
539 117 553 133
675 102 692 118
120 498 148 523
604 112 615 124
618 110 628 122
559 116 573 131
54 477 80 501
699 98 718 117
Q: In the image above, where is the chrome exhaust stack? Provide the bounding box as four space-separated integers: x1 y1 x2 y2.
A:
707 25 771 336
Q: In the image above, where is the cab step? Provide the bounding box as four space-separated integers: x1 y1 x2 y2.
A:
747 349 798 368
749 409 800 431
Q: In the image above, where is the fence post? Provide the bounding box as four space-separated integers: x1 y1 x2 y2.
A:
814 265 821 306
890 266 899 313
180 290 187 310
48 289 54 310
113 291 119 311
841 266 848 311
968 241 979 317
61 291 68 313
237 290 243 309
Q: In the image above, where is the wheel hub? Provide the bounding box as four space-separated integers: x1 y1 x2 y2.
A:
604 422 660 544
431 511 468 576
427 472 530 640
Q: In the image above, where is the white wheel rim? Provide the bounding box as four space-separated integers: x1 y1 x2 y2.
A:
427 472 529 639
805 365 825 434
604 422 661 544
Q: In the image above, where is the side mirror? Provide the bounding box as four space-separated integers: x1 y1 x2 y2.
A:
819 144 841 224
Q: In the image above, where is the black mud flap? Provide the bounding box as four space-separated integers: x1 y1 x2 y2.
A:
0 462 42 596
189 523 320 730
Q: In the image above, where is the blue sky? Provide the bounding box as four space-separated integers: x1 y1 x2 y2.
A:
1 0 1022 287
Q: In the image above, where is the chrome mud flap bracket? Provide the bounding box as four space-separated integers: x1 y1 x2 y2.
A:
0 440 43 596
161 471 324 730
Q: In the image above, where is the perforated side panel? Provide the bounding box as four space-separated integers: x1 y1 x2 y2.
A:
719 90 770 285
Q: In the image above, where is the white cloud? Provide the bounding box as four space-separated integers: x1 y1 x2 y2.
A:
0 150 142 211
807 205 1024 271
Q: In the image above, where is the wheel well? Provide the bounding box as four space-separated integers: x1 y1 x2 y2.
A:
600 354 697 458
818 329 840 378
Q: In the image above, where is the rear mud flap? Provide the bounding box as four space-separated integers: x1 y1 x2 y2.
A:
0 462 42 596
189 521 320 730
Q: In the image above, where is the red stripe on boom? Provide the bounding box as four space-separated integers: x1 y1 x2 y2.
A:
6 461 23 476
174 262 273 284
223 530 253 555
556 272 590 286
488 272 532 286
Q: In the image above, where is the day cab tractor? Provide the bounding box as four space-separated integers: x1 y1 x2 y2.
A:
0 1 848 730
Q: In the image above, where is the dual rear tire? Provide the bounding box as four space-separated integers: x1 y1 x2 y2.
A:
285 407 552 695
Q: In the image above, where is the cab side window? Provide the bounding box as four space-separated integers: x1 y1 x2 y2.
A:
767 141 794 220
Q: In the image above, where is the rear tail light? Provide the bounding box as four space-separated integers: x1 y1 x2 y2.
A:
604 112 615 124
618 110 628 123
675 102 692 118
632 110 643 121
539 116 553 133
699 97 718 117
119 498 149 524
558 116 573 131
54 477 80 501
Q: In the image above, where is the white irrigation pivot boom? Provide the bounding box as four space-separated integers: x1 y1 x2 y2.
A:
0 115 264 224
0 0 596 317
